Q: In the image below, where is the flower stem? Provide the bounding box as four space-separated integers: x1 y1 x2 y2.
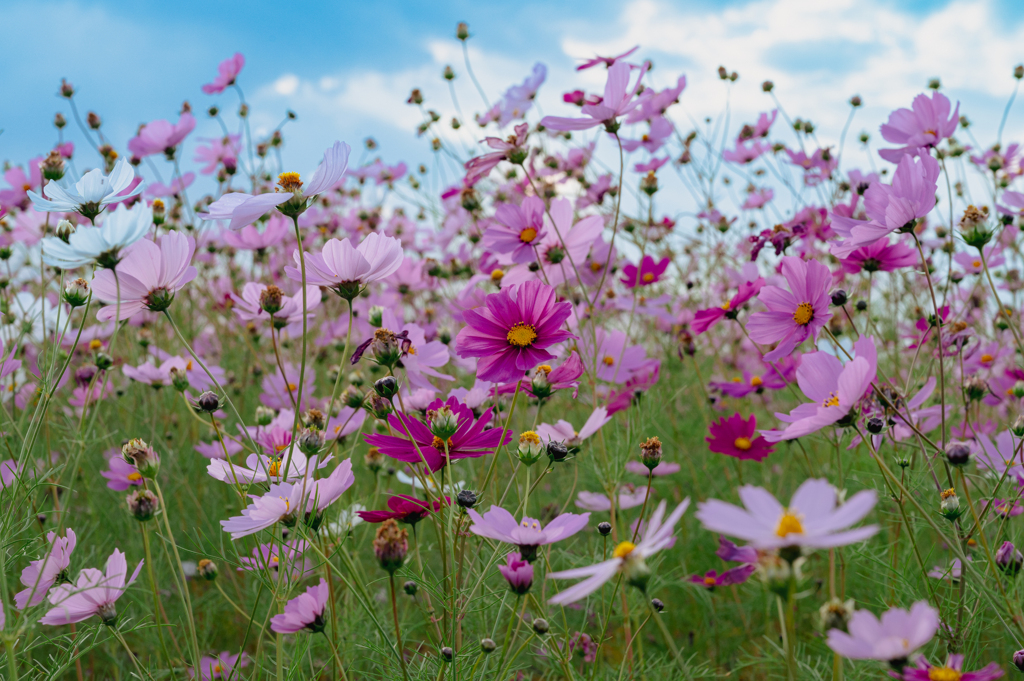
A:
389 573 411 681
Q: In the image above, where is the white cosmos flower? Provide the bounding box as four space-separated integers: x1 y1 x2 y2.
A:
28 158 141 220
40 203 152 270
5 292 58 345
396 470 464 495
328 504 366 535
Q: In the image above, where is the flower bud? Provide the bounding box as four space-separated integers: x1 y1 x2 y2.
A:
259 285 284 315
456 22 470 40
517 431 544 466
370 329 403 368
598 522 612 536
152 199 166 225
94 352 113 371
430 406 459 439
1013 649 1024 672
55 219 76 244
866 416 885 434
651 598 665 612
255 405 275 426
403 580 418 596
500 552 534 595
122 439 160 479
54 113 67 129
964 376 987 402
819 597 854 632
342 386 365 409
170 367 190 393
368 306 384 328
997 541 1023 576
367 395 393 420
303 408 327 430
830 289 848 307
639 436 662 471
126 489 159 522
457 489 478 509
373 519 409 574
197 558 218 581
40 150 65 182
196 391 220 413
546 440 569 463
298 427 326 455
531 618 549 635
365 447 385 473
441 646 454 661
945 441 971 467
1013 415 1024 438
63 278 90 307
480 638 496 654
940 488 963 521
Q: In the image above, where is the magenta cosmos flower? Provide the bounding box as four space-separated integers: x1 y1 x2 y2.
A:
576 45 638 71
15 528 77 609
499 552 534 594
688 565 755 590
40 548 143 626
271 578 329 633
706 413 774 462
761 336 877 442
746 256 832 361
286 232 404 298
91 232 197 321
202 53 245 94
696 478 878 551
483 196 546 264
357 494 447 525
825 601 938 662
467 505 590 562
364 396 510 472
838 237 917 275
541 60 648 131
455 279 575 383
621 255 670 288
692 276 764 335
878 91 959 163
548 499 689 605
127 111 196 158
900 655 1003 681
464 123 528 185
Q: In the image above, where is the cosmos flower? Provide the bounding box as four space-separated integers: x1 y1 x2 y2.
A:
499 552 534 594
696 478 878 551
127 111 196 158
575 486 649 511
688 565 755 590
579 329 649 384
464 123 529 185
231 283 322 335
692 276 765 335
286 232 404 298
746 256 832 362
192 651 250 681
625 460 680 476
270 579 329 634
15 529 77 609
621 255 670 288
825 601 938 662
39 549 143 626
576 45 638 71
90 231 197 321
207 448 329 486
878 91 959 162
221 482 306 539
202 53 246 94
357 494 447 525
900 655 1003 681
541 60 648 131
706 413 774 462
194 135 240 174
221 215 290 251
536 406 611 447
838 237 917 275
547 499 689 605
40 202 152 269
483 196 547 264
101 453 144 491
467 505 590 562
29 158 142 221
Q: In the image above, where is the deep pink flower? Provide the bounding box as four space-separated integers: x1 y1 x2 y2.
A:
483 196 547 264
0 159 42 210
900 654 1002 681
879 91 959 162
358 494 448 525
498 552 534 594
723 140 770 164
746 256 832 361
464 123 529 185
839 237 917 274
688 566 755 589
39 549 143 626
455 279 575 383
541 60 648 131
270 578 329 633
692 276 764 335
15 529 77 609
127 112 196 158
91 232 197 321
706 413 774 462
202 53 245 94
467 505 589 561
620 255 669 288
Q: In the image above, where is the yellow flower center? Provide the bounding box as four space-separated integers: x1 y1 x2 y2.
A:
89 339 102 351
703 576 717 586
287 383 297 392
590 261 602 272
491 269 505 284
750 376 763 387
613 541 636 559
277 172 303 192
775 510 804 537
822 393 840 407
602 355 615 366
928 668 961 681
642 272 655 283
731 376 742 383
733 437 752 451
431 436 454 451
793 301 814 326
519 431 541 445
268 459 281 477
519 227 538 243
972 259 982 268
212 664 223 675
127 472 142 482
506 322 538 347
941 487 957 500
981 353 994 364
721 300 732 311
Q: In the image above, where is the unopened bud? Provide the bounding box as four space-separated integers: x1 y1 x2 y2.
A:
122 439 159 479
63 278 90 307
598 522 612 536
373 519 409 574
531 618 549 635
456 22 470 41
170 367 190 393
651 598 665 612
259 285 284 315
365 447 385 473
55 219 76 244
940 488 962 521
866 416 885 434
945 442 971 467
197 558 218 581
1012 415 1024 437
457 489 478 509
127 489 159 522
255 405 275 426
1013 649 1024 672
819 597 854 632
997 540 1023 576
480 638 496 654
403 580 418 596
546 440 569 463
196 391 220 413
517 431 544 465
298 427 326 455
639 436 662 470
368 306 384 327
830 290 848 307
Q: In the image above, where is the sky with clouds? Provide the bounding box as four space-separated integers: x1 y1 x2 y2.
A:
2 0 1023 213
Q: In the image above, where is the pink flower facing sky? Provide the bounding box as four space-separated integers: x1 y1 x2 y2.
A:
761 336 878 442
127 111 196 158
541 60 648 131
40 549 143 626
692 276 765 335
286 232 404 298
202 53 245 94
464 123 528 185
91 232 197 321
706 413 774 462
878 91 959 162
456 279 575 384
467 505 590 562
270 578 329 634
483 196 547 264
620 255 670 288
900 655 1003 681
746 256 832 362
696 479 878 551
825 601 938 662
15 529 77 609
548 499 689 605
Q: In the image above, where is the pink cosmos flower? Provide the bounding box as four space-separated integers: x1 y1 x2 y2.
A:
706 413 774 462
499 552 534 594
221 215 290 251
127 112 196 158
194 437 242 460
741 188 774 210
576 45 638 71
15 529 77 609
0 159 42 210
238 540 314 580
825 601 938 662
625 460 680 476
467 505 590 562
954 245 1004 275
541 60 648 131
746 256 832 362
91 232 197 321
692 276 765 335
270 578 329 633
464 123 528 185
194 135 240 174
498 199 603 287
580 329 648 384
207 449 329 486
231 283 321 335
144 172 195 199
535 406 611 447
39 549 143 626
575 486 648 511
286 232 404 297
483 196 547 264
101 453 144 491
696 478 878 550
221 481 305 538
879 91 959 162
548 499 689 605
621 255 669 288
455 279 575 384
839 237 917 275
723 140 770 164
900 655 1002 681
761 336 878 442
688 565 755 589
710 360 795 399
620 116 673 153
192 651 250 680
974 430 1024 484
202 53 245 94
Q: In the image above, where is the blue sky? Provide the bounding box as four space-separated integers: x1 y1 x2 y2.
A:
3 0 1024 208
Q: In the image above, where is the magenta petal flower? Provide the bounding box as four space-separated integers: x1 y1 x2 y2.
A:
706 413 774 462
901 655 1003 681
455 279 575 383
746 256 832 361
692 276 764 335
357 494 447 525
202 53 245 94
39 548 143 626
15 528 77 609
688 565 755 589
483 196 546 264
270 578 329 634
879 91 959 162
467 505 589 561
498 552 535 594
620 255 669 288
826 601 938 661
91 232 197 321
696 478 878 551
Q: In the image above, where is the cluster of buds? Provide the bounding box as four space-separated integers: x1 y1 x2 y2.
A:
122 438 160 479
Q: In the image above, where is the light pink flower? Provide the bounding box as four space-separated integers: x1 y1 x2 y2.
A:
541 61 648 131
202 53 245 94
270 579 329 633
39 549 143 626
826 601 938 661
91 232 197 321
128 112 196 158
287 232 404 296
15 529 77 609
